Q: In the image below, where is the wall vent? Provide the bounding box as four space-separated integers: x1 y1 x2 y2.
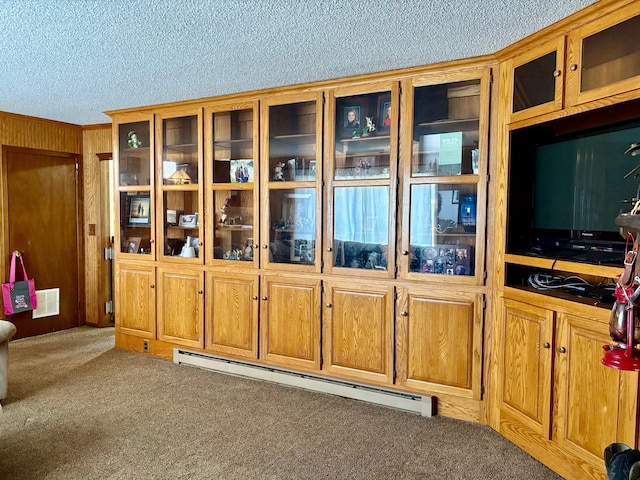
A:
32 288 60 319
174 348 433 417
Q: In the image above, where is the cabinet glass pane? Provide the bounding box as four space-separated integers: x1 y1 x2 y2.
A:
513 52 557 112
212 109 255 184
268 188 315 265
119 191 152 254
332 186 389 270
162 115 199 185
268 102 317 182
212 189 255 261
334 92 391 180
118 122 151 186
581 15 640 93
412 81 480 177
409 184 476 276
162 190 200 258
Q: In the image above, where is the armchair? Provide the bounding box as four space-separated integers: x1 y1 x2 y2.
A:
0 320 16 401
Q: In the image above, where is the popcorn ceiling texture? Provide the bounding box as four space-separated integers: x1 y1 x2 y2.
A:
0 0 596 125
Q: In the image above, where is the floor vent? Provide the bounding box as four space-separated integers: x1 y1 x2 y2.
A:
174 348 433 417
32 288 60 319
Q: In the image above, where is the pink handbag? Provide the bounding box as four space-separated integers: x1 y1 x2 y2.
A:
1 251 37 315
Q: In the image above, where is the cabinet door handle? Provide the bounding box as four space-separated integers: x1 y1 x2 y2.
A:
261 296 268 301
198 290 203 295
262 245 269 249
400 311 408 316
252 244 259 249
402 250 409 256
558 346 566 354
569 64 578 72
552 69 561 78
150 284 155 289
543 342 550 349
325 303 332 308
327 247 333 252
252 295 258 300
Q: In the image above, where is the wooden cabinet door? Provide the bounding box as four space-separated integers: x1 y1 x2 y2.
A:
157 267 204 348
554 312 639 479
396 287 483 399
115 262 156 338
503 37 565 124
566 4 640 106
499 298 554 440
260 275 321 371
205 272 259 360
322 282 395 385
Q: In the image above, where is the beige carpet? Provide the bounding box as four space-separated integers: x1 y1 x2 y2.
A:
0 326 562 479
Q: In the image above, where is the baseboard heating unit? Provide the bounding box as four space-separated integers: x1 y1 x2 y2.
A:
174 349 433 417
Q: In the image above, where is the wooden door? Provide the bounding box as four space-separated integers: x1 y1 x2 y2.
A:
205 272 259 360
3 147 83 338
260 275 321 371
157 267 204 349
323 281 394 385
396 287 484 399
114 263 156 338
554 312 639 479
499 298 554 440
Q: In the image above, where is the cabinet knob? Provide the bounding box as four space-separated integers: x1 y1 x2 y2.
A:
262 245 269 249
253 244 259 249
150 239 155 244
252 295 258 300
552 69 561 77
402 250 409 256
569 64 578 72
198 241 203 246
558 346 567 354
150 284 155 289
325 303 332 308
543 342 550 349
327 247 333 252
400 311 408 316
261 296 267 301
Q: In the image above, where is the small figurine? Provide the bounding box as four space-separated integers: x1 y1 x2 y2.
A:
220 197 230 224
361 117 376 137
127 131 142 148
273 162 285 181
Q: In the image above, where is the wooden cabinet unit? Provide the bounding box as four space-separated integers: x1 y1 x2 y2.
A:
205 272 259 360
499 294 639 480
322 282 395 385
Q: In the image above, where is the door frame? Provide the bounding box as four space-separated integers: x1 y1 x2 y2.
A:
0 145 85 329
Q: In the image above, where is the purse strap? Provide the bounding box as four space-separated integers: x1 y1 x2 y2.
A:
8 251 29 288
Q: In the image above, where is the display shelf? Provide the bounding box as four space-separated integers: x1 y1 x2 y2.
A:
504 253 622 279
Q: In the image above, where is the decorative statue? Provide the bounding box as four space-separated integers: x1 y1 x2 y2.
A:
220 197 230 224
273 162 285 181
127 131 142 148
362 117 376 137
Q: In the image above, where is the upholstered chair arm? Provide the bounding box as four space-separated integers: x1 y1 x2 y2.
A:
0 320 16 343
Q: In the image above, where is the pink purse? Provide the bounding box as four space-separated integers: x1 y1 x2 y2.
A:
2 251 37 315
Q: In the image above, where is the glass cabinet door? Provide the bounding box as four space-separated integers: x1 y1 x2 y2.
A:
567 5 640 106
205 102 259 267
399 70 490 283
116 115 155 258
261 92 322 271
325 83 398 277
157 110 203 262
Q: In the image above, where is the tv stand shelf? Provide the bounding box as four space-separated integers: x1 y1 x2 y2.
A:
504 253 622 279
504 285 613 312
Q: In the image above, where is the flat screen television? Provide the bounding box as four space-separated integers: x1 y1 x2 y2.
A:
528 122 640 263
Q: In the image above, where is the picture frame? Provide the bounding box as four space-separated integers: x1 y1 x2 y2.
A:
119 172 139 186
126 237 141 254
376 94 392 135
230 159 254 183
290 239 313 262
127 195 151 226
178 214 198 228
337 96 367 139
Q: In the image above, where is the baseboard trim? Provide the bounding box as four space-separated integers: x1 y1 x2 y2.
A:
174 348 433 417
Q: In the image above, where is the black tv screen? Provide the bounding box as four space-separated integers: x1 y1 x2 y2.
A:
533 125 640 242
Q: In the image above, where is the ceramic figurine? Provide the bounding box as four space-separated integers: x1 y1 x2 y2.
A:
127 131 142 148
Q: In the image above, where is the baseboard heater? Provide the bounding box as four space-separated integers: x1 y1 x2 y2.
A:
174 348 433 417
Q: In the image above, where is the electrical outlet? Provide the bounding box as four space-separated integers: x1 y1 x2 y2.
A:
143 339 149 352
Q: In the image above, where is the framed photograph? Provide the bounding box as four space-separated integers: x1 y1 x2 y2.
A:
376 94 392 135
337 97 367 138
290 239 313 262
126 237 141 254
178 214 198 228
119 173 138 186
127 195 151 226
230 159 254 183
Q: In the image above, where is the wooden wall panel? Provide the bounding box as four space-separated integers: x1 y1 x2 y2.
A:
82 125 112 327
0 112 82 153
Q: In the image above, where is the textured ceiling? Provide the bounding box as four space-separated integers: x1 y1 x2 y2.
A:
0 0 597 126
